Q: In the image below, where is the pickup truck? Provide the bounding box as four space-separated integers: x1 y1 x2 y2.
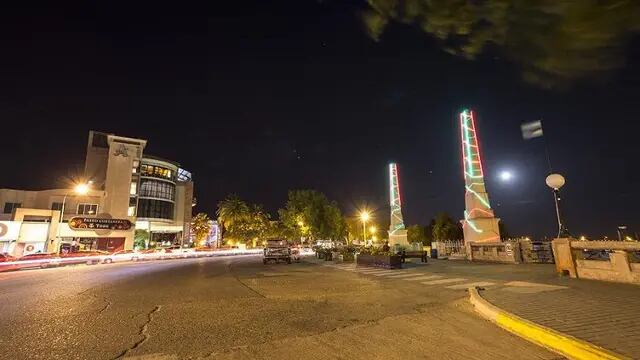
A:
263 239 292 264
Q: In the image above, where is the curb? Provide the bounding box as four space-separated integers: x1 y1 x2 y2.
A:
468 287 629 360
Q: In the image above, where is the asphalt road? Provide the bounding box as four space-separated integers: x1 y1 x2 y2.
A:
0 255 557 360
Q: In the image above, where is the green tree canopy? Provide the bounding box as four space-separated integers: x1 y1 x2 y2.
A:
216 195 273 245
407 224 427 245
216 194 250 231
362 0 640 87
191 213 213 246
432 212 463 241
278 190 346 241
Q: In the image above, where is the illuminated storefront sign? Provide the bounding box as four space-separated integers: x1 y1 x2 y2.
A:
69 217 132 231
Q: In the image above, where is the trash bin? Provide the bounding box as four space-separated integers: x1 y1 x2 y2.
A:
430 248 438 259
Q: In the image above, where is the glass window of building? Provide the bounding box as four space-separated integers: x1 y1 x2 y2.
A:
132 160 140 174
177 168 192 182
139 179 175 201
51 202 63 211
137 199 174 220
77 203 98 215
3 202 21 214
130 182 137 195
128 206 136 216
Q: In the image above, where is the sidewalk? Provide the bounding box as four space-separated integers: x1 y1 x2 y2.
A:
480 276 640 358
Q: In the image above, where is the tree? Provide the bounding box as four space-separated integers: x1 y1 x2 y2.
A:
278 190 346 242
216 195 275 246
499 221 510 240
361 0 640 87
432 212 463 241
191 213 213 246
134 230 149 250
407 224 426 245
216 194 250 243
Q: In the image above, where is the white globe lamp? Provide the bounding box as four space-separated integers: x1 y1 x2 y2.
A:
545 174 565 190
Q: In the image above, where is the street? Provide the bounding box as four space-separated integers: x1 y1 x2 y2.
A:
0 255 558 360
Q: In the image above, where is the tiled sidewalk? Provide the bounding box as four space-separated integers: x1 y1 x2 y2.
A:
481 279 640 358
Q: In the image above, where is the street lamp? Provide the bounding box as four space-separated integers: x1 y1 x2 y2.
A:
359 211 370 245
545 173 569 238
57 182 92 247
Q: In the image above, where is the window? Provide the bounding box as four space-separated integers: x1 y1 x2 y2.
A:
139 179 175 201
51 202 63 211
137 199 174 220
128 206 136 217
140 164 175 180
77 203 98 215
3 202 21 214
177 168 192 182
132 160 140 174
130 182 137 195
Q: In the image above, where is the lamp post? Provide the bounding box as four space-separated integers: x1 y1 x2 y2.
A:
359 211 370 246
545 174 568 238
57 183 91 252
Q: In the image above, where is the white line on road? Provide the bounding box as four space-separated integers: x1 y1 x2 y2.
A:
402 275 442 281
369 270 405 276
382 273 424 279
356 268 395 273
445 281 495 290
421 278 467 285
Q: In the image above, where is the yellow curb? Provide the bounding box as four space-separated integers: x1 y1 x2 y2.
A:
468 287 629 360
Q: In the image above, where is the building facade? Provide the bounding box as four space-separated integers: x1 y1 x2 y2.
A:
0 131 194 256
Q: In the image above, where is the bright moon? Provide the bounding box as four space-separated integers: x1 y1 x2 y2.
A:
499 171 513 181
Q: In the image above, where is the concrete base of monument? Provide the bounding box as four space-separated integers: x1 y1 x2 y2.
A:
388 230 409 248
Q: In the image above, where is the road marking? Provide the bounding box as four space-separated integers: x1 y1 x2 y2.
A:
382 273 424 278
356 268 395 273
503 281 567 290
369 270 404 276
421 278 467 285
445 281 495 290
332 265 356 270
402 275 442 281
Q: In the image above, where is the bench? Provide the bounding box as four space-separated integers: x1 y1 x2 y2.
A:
400 251 428 263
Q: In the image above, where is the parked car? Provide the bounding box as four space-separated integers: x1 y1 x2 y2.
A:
0 253 18 272
263 239 292 264
167 246 196 258
194 247 216 256
104 249 139 263
59 250 109 265
135 249 160 261
16 253 61 269
0 253 17 262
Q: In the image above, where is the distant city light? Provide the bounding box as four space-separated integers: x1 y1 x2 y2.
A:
499 171 513 182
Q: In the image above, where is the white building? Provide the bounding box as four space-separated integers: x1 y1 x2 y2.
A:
0 131 194 256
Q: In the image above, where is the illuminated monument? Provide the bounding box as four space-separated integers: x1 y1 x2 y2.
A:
388 163 409 247
459 109 501 243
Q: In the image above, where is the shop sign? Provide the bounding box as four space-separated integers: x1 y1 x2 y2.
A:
69 217 132 231
79 238 94 245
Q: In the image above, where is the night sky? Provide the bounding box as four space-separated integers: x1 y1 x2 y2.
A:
1 1 639 239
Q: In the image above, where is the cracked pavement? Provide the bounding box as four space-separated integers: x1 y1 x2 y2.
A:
0 255 557 359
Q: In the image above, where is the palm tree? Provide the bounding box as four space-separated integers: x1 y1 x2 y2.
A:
216 195 250 243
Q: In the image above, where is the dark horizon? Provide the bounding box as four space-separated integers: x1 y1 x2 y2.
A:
1 1 639 240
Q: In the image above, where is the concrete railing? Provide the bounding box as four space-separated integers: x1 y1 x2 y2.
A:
552 238 640 284
465 241 522 264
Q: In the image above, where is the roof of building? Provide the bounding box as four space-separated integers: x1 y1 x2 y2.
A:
142 154 181 167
